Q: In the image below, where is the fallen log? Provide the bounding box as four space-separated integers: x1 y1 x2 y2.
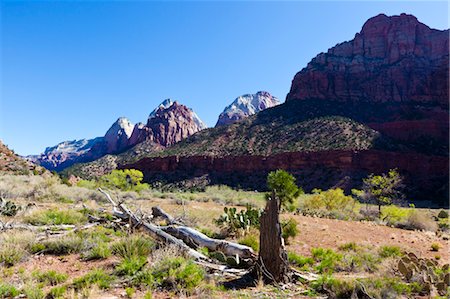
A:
151 206 183 225
161 225 256 260
98 188 208 261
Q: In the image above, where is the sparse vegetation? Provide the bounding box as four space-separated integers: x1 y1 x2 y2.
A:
24 209 86 225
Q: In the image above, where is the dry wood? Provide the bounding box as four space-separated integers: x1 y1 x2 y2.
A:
258 191 290 283
98 188 208 261
151 206 183 225
161 225 256 260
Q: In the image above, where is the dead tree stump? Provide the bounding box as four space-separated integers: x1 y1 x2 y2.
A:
258 191 289 283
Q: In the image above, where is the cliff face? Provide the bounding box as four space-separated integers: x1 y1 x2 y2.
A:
128 101 206 147
287 14 449 107
121 150 448 206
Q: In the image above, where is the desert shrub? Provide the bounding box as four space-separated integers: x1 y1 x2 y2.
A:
73 269 112 290
24 209 86 225
381 205 412 224
281 218 298 245
215 205 261 235
378 246 402 258
303 188 359 217
132 268 154 287
23 285 44 299
288 252 314 269
77 179 98 189
48 286 66 299
402 210 437 231
341 251 379 273
311 248 343 274
431 243 440 251
0 283 20 298
438 210 449 219
111 235 154 259
32 270 68 285
151 256 205 293
238 232 259 252
99 169 149 192
116 256 148 276
0 243 25 267
36 235 84 255
338 242 358 251
82 243 111 260
311 275 356 299
438 218 449 231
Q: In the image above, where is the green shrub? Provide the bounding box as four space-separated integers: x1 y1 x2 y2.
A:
82 243 111 261
338 242 358 251
381 205 411 224
341 251 379 273
23 285 44 299
0 283 20 298
288 252 314 269
281 218 298 245
73 269 112 290
99 169 149 192
24 209 86 225
403 210 437 231
431 243 440 251
48 286 66 299
378 246 402 258
238 233 259 252
152 256 205 293
303 188 358 214
111 235 154 259
116 256 148 276
0 199 21 216
311 248 342 274
32 270 68 285
0 243 25 267
311 275 355 299
37 235 84 255
125 287 136 298
438 210 449 219
132 268 154 287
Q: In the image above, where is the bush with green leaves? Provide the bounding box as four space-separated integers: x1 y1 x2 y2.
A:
281 218 298 245
151 256 205 293
267 170 303 210
32 270 68 286
304 188 358 215
111 235 154 259
311 247 343 274
0 283 20 298
238 232 259 252
215 204 261 235
24 209 86 225
73 269 113 290
99 169 149 192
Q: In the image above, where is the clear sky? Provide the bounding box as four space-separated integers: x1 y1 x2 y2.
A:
1 1 448 155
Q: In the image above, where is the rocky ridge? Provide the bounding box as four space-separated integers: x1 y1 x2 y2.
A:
216 91 280 126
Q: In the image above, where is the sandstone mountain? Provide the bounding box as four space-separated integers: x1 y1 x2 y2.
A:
32 100 206 171
216 91 280 126
108 14 448 206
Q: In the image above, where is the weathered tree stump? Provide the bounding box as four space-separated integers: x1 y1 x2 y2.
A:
258 191 289 283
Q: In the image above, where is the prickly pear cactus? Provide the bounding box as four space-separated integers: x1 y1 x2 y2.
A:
397 252 449 296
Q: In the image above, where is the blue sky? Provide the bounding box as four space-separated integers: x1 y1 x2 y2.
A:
1 1 448 156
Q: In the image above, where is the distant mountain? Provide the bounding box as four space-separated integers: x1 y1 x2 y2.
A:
27 137 103 171
31 100 206 171
216 91 280 126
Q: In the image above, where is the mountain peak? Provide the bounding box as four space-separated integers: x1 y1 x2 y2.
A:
148 98 176 121
216 91 280 126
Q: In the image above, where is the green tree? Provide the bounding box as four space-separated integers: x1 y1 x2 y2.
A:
267 170 302 210
100 169 149 192
356 169 404 216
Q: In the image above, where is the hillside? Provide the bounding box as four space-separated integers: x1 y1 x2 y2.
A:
0 141 45 175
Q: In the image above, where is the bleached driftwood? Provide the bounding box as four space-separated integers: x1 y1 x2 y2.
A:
151 206 183 225
161 225 256 260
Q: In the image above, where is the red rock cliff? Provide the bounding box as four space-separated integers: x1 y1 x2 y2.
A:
287 14 449 107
